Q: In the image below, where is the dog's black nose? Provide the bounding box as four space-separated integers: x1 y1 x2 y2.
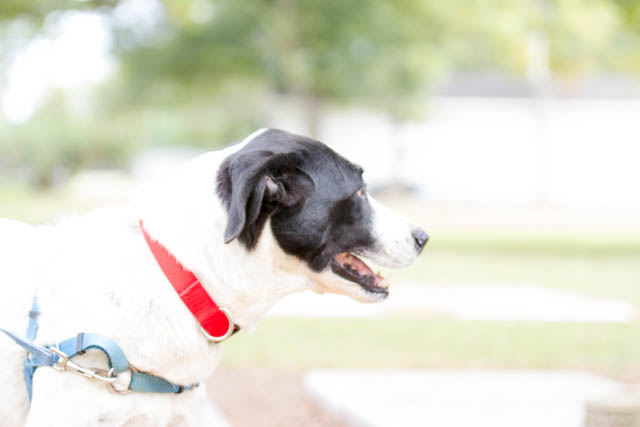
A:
412 228 429 253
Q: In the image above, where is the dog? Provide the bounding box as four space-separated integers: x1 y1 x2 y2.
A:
0 128 428 426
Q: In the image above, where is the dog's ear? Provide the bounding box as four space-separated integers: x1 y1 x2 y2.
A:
219 150 314 248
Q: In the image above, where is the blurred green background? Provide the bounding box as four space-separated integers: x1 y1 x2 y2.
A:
2 0 640 187
2 0 640 372
2 1 640 425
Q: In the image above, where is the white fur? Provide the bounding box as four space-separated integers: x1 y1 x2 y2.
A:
361 196 421 269
0 129 423 426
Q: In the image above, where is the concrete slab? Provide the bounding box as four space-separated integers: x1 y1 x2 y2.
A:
267 283 636 323
267 290 385 318
304 370 625 427
415 284 635 323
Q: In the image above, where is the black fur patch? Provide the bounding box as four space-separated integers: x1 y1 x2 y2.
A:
216 129 374 271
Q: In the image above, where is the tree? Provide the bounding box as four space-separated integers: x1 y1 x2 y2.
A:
2 0 640 186
116 0 452 135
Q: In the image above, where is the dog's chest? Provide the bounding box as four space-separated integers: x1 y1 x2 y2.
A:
28 367 212 427
0 215 224 427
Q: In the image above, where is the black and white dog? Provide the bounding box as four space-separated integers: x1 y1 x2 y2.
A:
0 129 427 426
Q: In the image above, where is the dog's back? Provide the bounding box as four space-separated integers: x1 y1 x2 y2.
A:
0 219 41 329
0 218 39 323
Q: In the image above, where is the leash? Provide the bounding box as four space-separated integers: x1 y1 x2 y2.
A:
1 295 197 401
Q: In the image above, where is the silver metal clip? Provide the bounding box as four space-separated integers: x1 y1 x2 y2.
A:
50 347 117 384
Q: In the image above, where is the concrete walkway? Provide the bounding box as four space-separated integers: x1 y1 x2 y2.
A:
305 370 625 427
268 283 636 323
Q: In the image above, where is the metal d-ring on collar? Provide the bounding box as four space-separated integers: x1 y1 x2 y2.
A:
199 307 235 342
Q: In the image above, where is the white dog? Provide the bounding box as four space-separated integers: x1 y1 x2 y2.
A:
0 129 428 426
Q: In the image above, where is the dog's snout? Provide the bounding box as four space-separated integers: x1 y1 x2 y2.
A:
412 228 429 253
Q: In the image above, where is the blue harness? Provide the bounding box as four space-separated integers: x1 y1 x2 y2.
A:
1 296 197 400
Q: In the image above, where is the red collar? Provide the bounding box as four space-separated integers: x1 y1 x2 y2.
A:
139 220 238 342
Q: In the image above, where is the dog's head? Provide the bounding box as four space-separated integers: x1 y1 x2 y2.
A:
217 129 427 303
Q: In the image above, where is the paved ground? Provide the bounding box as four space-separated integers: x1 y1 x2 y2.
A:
206 368 351 427
267 283 636 323
304 370 626 427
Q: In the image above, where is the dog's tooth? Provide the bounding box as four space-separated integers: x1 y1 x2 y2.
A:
377 279 389 289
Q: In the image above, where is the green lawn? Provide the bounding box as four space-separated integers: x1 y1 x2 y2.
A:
431 232 640 256
396 249 640 307
0 184 77 224
221 317 640 381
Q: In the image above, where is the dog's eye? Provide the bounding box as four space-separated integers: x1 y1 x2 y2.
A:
356 189 366 198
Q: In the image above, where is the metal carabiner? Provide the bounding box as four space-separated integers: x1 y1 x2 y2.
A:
50 347 117 384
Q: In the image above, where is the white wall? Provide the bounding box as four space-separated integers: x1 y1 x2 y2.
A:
276 97 640 207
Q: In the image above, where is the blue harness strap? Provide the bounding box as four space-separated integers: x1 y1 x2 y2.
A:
1 296 197 400
0 296 42 398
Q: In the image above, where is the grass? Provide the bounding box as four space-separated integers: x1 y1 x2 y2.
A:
221 317 640 381
0 182 106 224
396 250 640 307
432 232 640 256
0 183 70 224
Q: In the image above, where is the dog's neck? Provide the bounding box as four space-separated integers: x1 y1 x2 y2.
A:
132 147 313 331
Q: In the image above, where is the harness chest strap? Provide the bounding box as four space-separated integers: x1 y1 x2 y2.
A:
1 219 238 399
1 297 196 400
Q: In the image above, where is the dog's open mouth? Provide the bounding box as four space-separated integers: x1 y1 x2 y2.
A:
330 252 389 295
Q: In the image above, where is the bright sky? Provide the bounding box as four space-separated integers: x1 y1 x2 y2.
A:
0 0 204 124
1 11 114 123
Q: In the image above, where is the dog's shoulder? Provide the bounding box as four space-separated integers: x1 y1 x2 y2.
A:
0 218 39 280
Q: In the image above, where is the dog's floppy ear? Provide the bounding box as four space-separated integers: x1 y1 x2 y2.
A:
219 150 314 248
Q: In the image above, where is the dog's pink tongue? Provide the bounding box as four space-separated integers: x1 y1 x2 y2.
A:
334 252 374 276
334 252 387 288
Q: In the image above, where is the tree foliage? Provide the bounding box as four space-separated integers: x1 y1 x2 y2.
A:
117 0 450 122
1 0 639 186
